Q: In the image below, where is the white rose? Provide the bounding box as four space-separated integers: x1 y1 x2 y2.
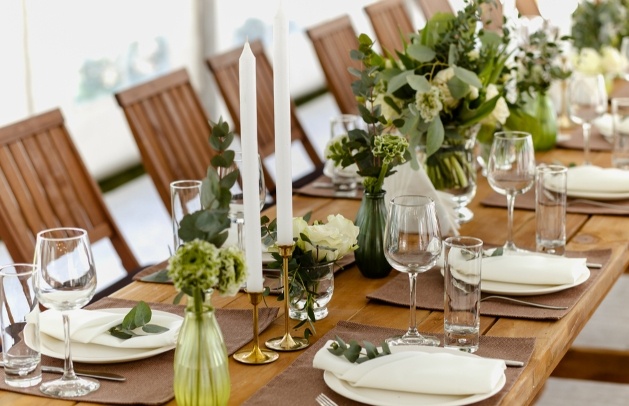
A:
373 93 402 122
433 67 459 109
300 214 359 262
573 48 602 75
292 217 308 241
600 46 626 76
468 86 479 100
490 96 510 125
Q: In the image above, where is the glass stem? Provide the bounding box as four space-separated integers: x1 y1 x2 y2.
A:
505 192 516 252
405 272 419 338
237 221 244 251
583 122 592 166
62 313 77 380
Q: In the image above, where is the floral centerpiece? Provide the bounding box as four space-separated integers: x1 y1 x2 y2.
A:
504 27 572 150
169 118 247 406
571 0 629 82
262 213 359 337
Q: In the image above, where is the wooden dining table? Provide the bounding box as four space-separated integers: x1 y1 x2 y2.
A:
1 144 627 405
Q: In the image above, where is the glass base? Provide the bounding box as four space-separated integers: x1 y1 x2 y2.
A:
40 376 100 397
289 306 328 321
385 333 441 347
454 206 474 224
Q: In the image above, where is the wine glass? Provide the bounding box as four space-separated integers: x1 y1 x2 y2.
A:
487 131 536 253
219 151 266 250
568 72 608 165
383 195 442 346
33 227 99 397
170 180 202 251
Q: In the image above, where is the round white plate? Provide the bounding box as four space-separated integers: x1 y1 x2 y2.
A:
25 309 181 363
566 190 629 201
323 347 506 406
481 268 590 296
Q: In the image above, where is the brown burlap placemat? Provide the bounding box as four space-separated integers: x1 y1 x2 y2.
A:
0 297 278 405
295 176 363 200
481 188 629 215
555 129 612 151
367 249 611 320
243 321 535 406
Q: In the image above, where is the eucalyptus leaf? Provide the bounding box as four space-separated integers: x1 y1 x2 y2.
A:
109 301 170 341
406 43 436 62
407 74 431 93
452 65 482 89
387 71 412 94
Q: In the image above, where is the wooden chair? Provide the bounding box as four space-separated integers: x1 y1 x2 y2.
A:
115 68 215 210
481 1 503 32
0 109 140 286
516 0 540 17
206 40 323 193
415 0 453 20
364 0 415 55
306 15 363 116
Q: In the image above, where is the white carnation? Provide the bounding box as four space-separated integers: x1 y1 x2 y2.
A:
415 86 443 122
433 67 459 109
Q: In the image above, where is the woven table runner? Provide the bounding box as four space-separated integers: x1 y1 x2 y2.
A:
367 249 611 320
0 297 278 405
481 188 629 215
243 321 535 406
555 129 612 151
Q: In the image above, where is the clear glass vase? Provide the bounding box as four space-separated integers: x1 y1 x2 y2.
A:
354 190 391 278
505 91 557 151
420 128 478 224
173 297 230 406
288 262 334 321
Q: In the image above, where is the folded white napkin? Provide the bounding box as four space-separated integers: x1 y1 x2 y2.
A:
567 165 629 194
313 341 505 395
38 308 182 349
383 163 459 237
481 254 588 286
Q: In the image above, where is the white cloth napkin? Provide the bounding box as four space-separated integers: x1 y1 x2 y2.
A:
38 308 182 349
481 254 588 286
567 165 629 194
383 163 459 236
313 341 505 395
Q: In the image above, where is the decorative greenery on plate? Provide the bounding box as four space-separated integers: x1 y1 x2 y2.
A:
109 301 169 340
327 336 391 364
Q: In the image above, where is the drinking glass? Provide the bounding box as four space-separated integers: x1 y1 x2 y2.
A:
568 72 608 165
487 132 536 253
383 195 441 346
170 180 202 251
611 97 629 169
219 151 266 250
33 227 99 397
325 114 363 191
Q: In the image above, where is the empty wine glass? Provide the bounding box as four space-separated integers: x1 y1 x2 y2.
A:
33 227 99 397
170 180 202 251
383 195 442 346
219 151 266 250
569 72 608 165
487 131 536 253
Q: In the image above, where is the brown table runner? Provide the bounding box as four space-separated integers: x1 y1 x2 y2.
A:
555 128 612 151
367 249 611 320
481 188 629 215
243 321 535 406
0 297 278 405
295 175 363 200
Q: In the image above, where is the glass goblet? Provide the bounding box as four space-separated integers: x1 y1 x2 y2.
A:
568 72 608 165
219 151 266 250
383 195 442 346
33 227 99 397
487 131 536 253
170 180 202 251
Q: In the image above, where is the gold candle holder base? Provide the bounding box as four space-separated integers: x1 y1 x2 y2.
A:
234 291 279 364
265 243 309 352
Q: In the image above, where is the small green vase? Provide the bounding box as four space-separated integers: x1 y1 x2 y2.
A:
506 92 557 151
173 297 230 406
354 190 391 278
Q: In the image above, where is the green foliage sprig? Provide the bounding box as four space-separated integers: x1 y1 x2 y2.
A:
572 0 629 51
109 301 169 340
327 336 391 364
177 118 238 248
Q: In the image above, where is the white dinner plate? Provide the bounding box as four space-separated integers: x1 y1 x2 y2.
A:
323 347 506 406
566 190 629 201
481 268 590 296
25 309 181 364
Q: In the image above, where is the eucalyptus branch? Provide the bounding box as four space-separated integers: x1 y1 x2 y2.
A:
327 336 391 364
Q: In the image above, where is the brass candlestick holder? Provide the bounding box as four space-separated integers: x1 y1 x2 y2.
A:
265 243 309 351
234 291 279 364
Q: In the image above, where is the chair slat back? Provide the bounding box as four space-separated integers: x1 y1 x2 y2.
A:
306 15 362 115
115 69 214 210
207 40 323 194
516 0 540 16
0 109 139 272
364 0 415 55
415 0 453 20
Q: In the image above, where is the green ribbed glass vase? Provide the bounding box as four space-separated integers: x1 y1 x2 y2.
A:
354 190 391 279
